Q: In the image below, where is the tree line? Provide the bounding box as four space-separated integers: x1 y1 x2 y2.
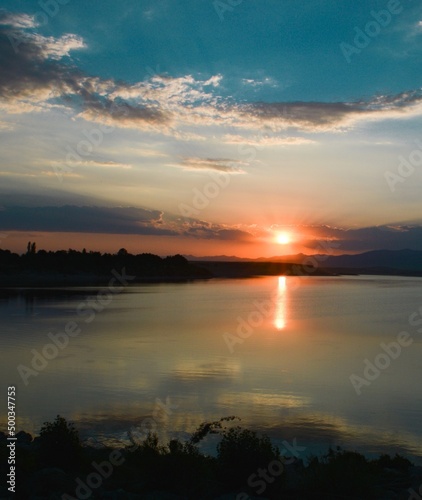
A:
0 243 211 280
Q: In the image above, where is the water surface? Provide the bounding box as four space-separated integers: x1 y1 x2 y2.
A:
1 275 421 462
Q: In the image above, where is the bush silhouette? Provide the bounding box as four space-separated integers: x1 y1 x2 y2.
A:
374 453 411 472
217 427 280 490
125 433 215 496
38 415 82 470
303 447 381 498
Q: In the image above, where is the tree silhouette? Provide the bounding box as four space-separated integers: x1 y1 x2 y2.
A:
38 415 82 470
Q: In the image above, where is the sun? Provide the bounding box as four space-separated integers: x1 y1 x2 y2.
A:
276 232 291 245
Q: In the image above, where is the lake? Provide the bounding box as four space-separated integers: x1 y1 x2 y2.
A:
1 275 422 463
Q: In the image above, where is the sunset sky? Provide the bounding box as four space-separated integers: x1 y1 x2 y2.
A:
1 0 422 257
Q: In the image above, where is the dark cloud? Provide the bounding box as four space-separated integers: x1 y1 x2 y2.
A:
240 89 422 131
0 18 167 125
81 97 166 126
181 219 253 241
0 204 256 241
245 101 357 128
0 29 81 101
304 225 422 253
0 206 177 236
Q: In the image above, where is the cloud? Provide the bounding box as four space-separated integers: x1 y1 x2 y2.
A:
180 219 254 241
0 27 85 113
0 206 177 236
101 73 223 132
47 159 132 170
0 17 167 127
242 77 278 88
2 11 422 139
0 10 37 28
0 204 256 242
170 157 247 173
0 169 75 180
0 120 14 130
1 201 421 249
301 224 422 253
34 33 86 60
110 74 222 107
222 134 316 146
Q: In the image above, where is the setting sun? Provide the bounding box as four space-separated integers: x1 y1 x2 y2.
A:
276 232 291 245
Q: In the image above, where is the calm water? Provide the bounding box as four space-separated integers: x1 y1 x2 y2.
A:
1 275 422 462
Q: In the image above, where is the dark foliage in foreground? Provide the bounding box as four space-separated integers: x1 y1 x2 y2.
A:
38 415 84 471
0 416 419 499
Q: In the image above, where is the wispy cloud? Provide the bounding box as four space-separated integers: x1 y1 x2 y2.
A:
179 218 254 241
34 33 86 60
47 160 132 170
0 120 14 131
242 77 278 88
222 134 316 146
170 157 247 173
0 10 37 28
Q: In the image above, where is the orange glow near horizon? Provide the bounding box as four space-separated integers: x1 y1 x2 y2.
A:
1 230 347 259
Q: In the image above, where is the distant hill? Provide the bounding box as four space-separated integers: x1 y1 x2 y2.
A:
320 249 422 273
186 249 422 276
183 254 251 262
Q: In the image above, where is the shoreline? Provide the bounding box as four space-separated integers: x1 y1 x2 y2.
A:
1 266 422 288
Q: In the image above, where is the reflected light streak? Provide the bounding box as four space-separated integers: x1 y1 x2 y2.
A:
274 276 287 330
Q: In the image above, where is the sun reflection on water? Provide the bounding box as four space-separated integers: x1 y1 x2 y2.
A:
274 276 287 330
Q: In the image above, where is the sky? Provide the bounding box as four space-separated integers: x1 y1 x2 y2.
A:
1 0 422 258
